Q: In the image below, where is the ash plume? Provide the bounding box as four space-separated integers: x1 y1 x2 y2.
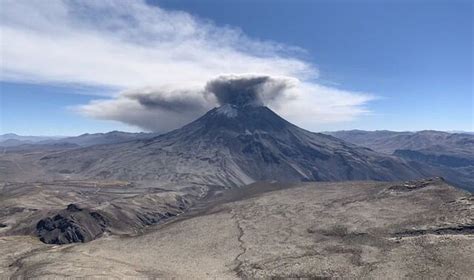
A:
205 75 296 107
78 74 372 132
78 87 212 132
124 88 208 113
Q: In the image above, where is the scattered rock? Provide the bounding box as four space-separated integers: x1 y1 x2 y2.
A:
394 224 474 237
388 177 444 192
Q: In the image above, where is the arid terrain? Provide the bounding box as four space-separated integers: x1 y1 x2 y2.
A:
1 178 472 279
1 0 472 279
1 94 473 279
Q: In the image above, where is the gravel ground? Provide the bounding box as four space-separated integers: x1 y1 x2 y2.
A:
1 178 473 279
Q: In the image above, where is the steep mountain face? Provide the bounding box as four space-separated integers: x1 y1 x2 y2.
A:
39 104 422 187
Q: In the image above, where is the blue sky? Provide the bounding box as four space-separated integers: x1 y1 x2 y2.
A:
1 0 472 136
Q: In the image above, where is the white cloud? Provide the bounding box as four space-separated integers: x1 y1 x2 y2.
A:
278 82 374 128
1 0 374 132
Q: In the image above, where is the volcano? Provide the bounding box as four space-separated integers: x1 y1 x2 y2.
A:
40 101 423 187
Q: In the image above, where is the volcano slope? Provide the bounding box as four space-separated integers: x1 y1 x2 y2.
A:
1 178 472 279
37 104 423 187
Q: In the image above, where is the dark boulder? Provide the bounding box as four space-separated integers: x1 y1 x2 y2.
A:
36 204 109 244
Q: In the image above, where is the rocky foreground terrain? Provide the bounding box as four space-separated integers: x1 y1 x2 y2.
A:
1 178 472 279
0 180 211 244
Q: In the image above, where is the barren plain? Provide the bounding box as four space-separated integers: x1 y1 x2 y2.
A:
1 178 472 279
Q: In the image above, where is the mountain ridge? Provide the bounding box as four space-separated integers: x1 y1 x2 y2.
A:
326 130 474 191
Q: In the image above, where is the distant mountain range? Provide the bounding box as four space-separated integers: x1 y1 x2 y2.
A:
325 130 474 154
3 123 472 191
45 131 160 147
5 129 472 150
0 131 159 149
0 133 62 146
326 130 474 190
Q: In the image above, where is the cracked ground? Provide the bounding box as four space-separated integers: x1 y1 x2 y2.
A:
1 179 473 279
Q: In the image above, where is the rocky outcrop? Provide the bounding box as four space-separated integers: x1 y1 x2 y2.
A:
387 177 445 192
36 204 108 244
35 193 193 244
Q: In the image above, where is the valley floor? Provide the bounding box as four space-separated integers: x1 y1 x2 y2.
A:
1 179 473 279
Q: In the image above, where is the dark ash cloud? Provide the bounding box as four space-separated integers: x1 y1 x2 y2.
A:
78 75 296 131
124 89 207 113
205 75 295 107
78 87 213 132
